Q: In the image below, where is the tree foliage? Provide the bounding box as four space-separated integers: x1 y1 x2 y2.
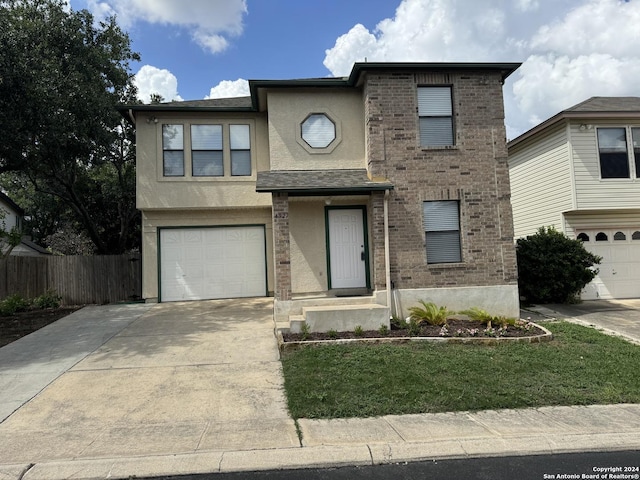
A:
516 227 602 304
0 0 140 254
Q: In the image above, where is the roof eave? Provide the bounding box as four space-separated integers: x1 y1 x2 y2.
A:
256 185 394 195
508 110 640 149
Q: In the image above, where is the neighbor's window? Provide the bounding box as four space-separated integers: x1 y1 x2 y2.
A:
418 86 454 147
191 125 223 176
632 128 640 178
423 200 462 264
162 124 184 176
301 114 336 148
597 128 629 178
230 124 251 176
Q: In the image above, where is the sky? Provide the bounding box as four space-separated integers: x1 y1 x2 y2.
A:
68 0 640 139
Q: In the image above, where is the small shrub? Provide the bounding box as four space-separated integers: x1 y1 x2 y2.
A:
33 290 61 309
517 226 601 303
408 301 449 326
378 324 389 336
327 329 338 339
354 325 364 337
407 318 422 336
460 307 517 329
390 316 406 330
0 294 30 316
300 322 310 341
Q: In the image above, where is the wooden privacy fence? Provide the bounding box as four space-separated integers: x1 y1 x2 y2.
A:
0 254 141 305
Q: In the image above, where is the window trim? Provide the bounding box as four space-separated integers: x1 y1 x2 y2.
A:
230 124 252 176
158 120 255 181
594 125 640 180
295 109 342 155
418 85 455 148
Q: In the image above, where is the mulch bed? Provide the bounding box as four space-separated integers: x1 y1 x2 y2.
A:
283 318 545 342
0 307 81 348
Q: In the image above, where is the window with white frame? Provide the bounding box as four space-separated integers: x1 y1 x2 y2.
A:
597 128 630 178
418 87 454 147
162 124 184 176
191 124 223 176
301 114 336 149
423 200 462 264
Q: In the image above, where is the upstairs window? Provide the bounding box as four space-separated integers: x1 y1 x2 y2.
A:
633 128 640 177
162 125 184 176
418 87 454 147
191 125 223 176
423 200 462 264
597 128 629 178
230 125 251 176
301 114 336 149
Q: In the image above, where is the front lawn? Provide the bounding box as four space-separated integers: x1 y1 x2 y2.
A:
280 321 640 419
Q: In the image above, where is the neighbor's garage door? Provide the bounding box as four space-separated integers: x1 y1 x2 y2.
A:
160 226 266 302
578 228 640 300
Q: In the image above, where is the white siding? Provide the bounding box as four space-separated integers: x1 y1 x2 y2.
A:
508 124 573 238
571 121 640 209
564 210 640 238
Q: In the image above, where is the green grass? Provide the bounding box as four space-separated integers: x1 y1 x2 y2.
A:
280 321 640 419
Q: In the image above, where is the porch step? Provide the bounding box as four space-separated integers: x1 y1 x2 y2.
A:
291 304 390 333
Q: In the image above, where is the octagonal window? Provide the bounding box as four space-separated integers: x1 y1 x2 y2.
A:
301 114 336 149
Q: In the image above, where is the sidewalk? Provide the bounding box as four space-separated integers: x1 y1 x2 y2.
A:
0 302 639 480
1 404 639 479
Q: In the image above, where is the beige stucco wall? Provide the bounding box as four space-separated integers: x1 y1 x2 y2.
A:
288 196 372 294
266 89 366 170
135 111 271 210
141 208 273 301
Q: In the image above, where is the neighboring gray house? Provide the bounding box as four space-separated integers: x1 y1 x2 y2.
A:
122 62 521 330
508 97 640 300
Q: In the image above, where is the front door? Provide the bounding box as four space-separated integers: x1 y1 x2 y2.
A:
327 208 368 289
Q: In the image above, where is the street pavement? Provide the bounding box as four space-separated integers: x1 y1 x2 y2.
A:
0 299 638 480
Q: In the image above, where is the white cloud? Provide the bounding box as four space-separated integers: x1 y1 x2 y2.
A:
88 0 247 54
205 79 250 99
323 0 640 138
133 65 183 103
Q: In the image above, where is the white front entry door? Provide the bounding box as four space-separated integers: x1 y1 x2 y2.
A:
328 208 367 289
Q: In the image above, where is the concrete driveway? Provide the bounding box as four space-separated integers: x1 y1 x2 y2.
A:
0 298 299 464
528 299 640 344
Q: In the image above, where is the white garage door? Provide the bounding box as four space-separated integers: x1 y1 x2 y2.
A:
160 226 266 302
578 228 640 300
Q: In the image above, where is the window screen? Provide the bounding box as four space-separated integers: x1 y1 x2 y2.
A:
597 128 629 178
423 201 461 264
418 87 453 147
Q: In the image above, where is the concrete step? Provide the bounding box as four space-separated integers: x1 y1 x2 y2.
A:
287 315 305 334
301 304 390 333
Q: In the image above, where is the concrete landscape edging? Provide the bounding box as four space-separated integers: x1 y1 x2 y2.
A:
277 321 553 353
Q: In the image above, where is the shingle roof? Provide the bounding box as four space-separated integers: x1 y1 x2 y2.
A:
160 97 252 109
256 169 394 194
509 96 640 149
566 97 640 112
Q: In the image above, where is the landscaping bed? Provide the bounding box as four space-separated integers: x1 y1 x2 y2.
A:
0 306 80 348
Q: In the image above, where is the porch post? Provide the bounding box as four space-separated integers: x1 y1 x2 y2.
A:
272 192 291 301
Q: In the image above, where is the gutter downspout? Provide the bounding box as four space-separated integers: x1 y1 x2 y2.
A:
384 189 391 312
127 109 136 126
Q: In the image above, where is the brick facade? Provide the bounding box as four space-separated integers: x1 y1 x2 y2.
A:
364 70 518 290
272 193 291 300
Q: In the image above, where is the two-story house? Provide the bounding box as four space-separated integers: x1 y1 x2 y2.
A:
0 191 49 257
121 62 521 330
508 97 640 300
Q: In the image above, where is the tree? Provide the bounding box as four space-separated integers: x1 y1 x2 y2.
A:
0 0 140 254
516 227 602 304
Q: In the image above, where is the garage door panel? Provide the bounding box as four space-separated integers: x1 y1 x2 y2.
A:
579 228 640 299
160 226 266 302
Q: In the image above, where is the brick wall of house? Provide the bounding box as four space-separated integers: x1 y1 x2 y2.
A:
272 193 292 300
364 70 518 291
